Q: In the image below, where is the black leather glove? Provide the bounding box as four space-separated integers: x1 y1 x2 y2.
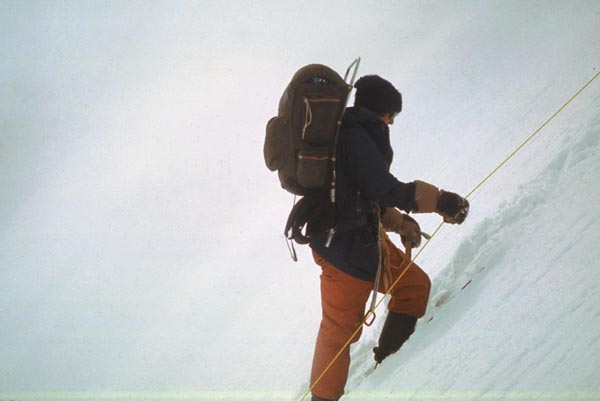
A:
436 191 469 224
413 180 469 225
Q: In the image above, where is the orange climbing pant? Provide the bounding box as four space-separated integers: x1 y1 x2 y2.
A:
310 237 431 400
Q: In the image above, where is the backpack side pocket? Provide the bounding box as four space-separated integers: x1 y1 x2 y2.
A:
297 147 330 189
264 116 290 171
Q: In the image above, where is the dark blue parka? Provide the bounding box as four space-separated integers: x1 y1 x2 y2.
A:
310 106 416 281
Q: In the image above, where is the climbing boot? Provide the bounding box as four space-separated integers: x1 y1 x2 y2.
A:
373 312 418 364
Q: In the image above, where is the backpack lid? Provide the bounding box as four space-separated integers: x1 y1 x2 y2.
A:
288 64 348 90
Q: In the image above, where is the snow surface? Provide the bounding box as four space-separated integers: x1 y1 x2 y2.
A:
1 1 599 400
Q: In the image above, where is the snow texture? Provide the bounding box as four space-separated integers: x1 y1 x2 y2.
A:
1 1 599 400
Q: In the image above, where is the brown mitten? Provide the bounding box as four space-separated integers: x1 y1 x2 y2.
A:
381 207 422 248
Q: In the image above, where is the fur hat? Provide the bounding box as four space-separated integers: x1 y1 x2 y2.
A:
354 75 402 115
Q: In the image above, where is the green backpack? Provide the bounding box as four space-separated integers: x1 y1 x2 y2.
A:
264 59 361 257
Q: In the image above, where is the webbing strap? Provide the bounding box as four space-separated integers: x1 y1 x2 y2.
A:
301 98 313 141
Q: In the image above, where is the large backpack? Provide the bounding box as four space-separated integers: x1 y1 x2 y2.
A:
264 59 361 258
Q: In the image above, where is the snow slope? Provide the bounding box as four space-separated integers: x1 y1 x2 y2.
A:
344 98 600 400
1 1 599 400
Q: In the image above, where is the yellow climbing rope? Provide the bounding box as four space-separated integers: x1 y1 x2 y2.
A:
300 68 600 401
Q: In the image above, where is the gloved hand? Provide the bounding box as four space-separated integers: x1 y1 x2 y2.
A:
437 190 469 224
412 180 469 224
381 207 422 248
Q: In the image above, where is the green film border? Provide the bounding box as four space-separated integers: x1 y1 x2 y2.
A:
1 391 600 400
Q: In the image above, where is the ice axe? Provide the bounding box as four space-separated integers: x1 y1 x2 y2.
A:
402 231 431 258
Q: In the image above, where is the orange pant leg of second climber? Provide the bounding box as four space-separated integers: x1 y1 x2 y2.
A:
383 237 431 318
310 251 372 401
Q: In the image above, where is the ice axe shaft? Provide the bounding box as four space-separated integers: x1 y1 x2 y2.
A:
403 240 412 260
